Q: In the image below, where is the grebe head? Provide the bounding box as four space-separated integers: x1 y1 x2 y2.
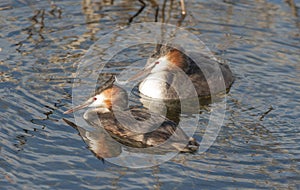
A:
64 86 127 114
127 48 187 82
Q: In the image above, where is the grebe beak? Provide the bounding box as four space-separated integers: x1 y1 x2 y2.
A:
64 98 94 114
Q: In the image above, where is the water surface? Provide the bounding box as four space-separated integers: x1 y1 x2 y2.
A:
0 0 299 189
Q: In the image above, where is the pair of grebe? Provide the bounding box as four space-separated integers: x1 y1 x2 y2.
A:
64 46 233 154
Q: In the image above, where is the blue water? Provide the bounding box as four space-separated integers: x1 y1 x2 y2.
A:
0 0 299 189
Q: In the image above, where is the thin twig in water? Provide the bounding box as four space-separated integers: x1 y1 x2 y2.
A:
149 0 159 22
177 0 186 26
259 106 274 121
180 0 186 15
128 0 146 24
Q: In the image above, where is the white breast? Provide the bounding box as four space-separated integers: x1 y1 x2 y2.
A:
139 72 170 99
139 69 198 100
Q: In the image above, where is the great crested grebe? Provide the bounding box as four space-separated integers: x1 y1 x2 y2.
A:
124 45 234 100
64 77 199 153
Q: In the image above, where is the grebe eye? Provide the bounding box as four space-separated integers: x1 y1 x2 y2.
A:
93 97 97 101
155 61 159 65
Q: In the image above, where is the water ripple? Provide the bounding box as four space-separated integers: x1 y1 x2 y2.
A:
0 0 299 189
